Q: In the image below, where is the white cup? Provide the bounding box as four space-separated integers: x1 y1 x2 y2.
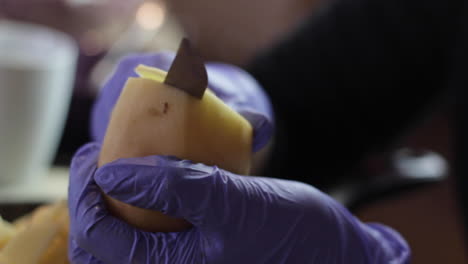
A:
0 20 78 186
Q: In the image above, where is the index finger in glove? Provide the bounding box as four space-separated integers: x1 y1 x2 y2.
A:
95 155 304 228
94 155 214 225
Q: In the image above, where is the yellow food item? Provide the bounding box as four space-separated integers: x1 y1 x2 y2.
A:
100 65 253 174
98 65 253 232
0 201 68 264
38 207 69 264
0 217 15 250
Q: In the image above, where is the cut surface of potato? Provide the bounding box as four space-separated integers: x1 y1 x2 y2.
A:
0 216 15 251
100 65 253 174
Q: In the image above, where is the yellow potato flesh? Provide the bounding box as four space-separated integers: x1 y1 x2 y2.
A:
98 65 253 232
0 217 15 251
0 202 68 264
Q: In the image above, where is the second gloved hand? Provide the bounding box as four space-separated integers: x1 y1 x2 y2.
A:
68 143 410 264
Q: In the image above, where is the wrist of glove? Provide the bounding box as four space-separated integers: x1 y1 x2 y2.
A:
68 143 410 264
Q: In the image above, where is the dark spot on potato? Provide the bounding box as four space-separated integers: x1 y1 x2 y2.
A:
148 107 161 117
163 102 169 114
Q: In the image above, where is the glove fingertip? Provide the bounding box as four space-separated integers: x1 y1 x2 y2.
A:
239 110 274 152
255 120 274 152
93 166 115 193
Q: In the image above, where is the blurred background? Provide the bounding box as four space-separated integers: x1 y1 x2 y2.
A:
0 0 466 263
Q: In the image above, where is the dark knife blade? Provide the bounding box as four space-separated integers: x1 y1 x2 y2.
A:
164 38 208 99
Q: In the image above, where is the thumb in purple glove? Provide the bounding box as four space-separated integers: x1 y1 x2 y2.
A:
69 143 410 264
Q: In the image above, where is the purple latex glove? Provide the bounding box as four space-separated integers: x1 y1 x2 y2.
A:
91 52 274 152
68 143 410 263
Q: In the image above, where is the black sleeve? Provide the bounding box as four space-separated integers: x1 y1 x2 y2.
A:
246 0 465 188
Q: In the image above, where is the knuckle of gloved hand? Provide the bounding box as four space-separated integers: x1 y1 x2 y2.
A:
71 212 106 253
283 181 329 211
72 226 92 250
70 143 100 170
161 162 188 194
163 159 215 199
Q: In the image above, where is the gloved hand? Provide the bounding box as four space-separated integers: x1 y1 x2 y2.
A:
70 53 409 263
91 52 274 152
68 143 410 264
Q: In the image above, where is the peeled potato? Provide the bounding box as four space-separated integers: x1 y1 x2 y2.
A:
99 65 253 232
